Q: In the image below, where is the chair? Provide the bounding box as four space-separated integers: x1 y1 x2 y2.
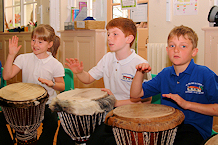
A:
64 68 74 91
0 67 7 89
151 74 161 104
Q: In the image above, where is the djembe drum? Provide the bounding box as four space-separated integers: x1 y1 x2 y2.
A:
0 83 48 145
105 103 185 145
49 88 116 143
204 134 218 145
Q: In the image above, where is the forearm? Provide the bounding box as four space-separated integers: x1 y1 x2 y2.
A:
186 102 218 116
115 97 152 107
130 71 144 98
52 82 65 92
76 70 95 84
3 54 16 80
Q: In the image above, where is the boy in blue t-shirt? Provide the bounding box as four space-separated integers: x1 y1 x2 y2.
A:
130 25 218 145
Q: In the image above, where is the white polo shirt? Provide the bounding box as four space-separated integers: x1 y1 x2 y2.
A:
14 52 65 104
89 49 151 100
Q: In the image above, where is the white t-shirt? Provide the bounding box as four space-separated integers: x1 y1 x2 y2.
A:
89 49 151 100
14 52 65 104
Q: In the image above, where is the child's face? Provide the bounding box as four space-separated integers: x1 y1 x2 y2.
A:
31 38 53 58
107 27 130 52
166 35 198 68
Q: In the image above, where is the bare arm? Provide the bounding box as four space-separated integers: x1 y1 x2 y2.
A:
115 97 152 107
3 36 22 80
38 76 65 92
65 58 95 84
163 93 218 116
130 63 151 99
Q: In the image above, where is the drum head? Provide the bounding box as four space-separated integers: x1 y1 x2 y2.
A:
0 82 48 107
50 88 111 115
205 134 218 145
105 104 185 132
56 88 108 102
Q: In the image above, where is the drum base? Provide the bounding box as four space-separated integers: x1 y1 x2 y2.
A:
17 138 37 145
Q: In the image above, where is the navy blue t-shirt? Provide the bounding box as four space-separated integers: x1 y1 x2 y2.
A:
141 59 218 139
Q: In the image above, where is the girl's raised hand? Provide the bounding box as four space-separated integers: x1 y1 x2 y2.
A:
9 36 22 56
65 58 84 74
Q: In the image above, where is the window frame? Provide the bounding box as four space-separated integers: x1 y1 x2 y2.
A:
4 0 37 29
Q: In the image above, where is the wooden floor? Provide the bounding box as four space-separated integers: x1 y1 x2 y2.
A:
8 120 60 145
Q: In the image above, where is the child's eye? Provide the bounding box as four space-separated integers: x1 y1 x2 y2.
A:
32 39 35 42
114 33 117 36
169 45 175 48
181 45 186 48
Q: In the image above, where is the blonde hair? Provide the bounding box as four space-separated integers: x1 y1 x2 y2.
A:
167 25 198 49
31 24 60 58
106 17 137 47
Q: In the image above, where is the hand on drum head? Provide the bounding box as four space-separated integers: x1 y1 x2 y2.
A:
38 77 53 87
65 58 84 74
162 93 189 109
101 88 114 96
9 36 22 57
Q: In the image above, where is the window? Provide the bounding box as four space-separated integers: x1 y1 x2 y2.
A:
4 0 37 30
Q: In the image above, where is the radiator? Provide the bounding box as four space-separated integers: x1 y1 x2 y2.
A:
147 43 171 74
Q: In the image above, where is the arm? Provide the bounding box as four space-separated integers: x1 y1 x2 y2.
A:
65 58 95 84
130 63 151 99
3 36 22 80
38 76 65 92
115 97 152 107
163 93 218 116
101 85 152 108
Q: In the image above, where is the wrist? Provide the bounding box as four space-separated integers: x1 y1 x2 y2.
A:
52 81 55 87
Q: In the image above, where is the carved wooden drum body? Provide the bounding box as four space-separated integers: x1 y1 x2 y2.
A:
49 88 116 142
105 104 185 145
0 83 48 144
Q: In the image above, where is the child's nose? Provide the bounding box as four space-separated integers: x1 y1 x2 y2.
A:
174 46 180 52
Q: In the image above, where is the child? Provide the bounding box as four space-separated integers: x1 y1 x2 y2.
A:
56 17 152 145
2 24 65 145
130 25 218 145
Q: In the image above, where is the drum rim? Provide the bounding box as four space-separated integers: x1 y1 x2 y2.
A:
0 83 48 108
105 104 185 132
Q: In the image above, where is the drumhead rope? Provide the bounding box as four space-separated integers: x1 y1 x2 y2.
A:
0 83 48 144
105 104 185 145
49 88 116 142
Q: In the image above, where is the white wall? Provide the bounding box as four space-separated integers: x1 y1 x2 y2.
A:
149 0 214 65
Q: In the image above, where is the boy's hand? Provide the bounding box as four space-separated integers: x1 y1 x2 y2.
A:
65 58 84 74
38 77 54 87
136 63 151 74
101 88 114 96
9 36 22 56
162 93 189 109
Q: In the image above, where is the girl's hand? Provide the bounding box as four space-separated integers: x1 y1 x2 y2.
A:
9 36 22 56
162 93 189 109
38 77 54 87
136 63 151 74
65 58 84 74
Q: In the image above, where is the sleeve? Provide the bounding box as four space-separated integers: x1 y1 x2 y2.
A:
53 61 65 78
13 55 23 69
141 72 162 99
88 56 105 80
205 72 218 104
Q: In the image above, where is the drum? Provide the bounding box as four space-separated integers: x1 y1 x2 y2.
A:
0 82 48 145
105 103 185 145
49 88 116 142
204 134 218 145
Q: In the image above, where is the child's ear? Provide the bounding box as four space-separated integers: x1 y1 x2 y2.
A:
192 48 198 57
48 41 53 48
126 35 134 44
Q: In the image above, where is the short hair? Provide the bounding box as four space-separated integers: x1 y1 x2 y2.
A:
167 25 198 49
106 17 137 47
31 24 60 58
